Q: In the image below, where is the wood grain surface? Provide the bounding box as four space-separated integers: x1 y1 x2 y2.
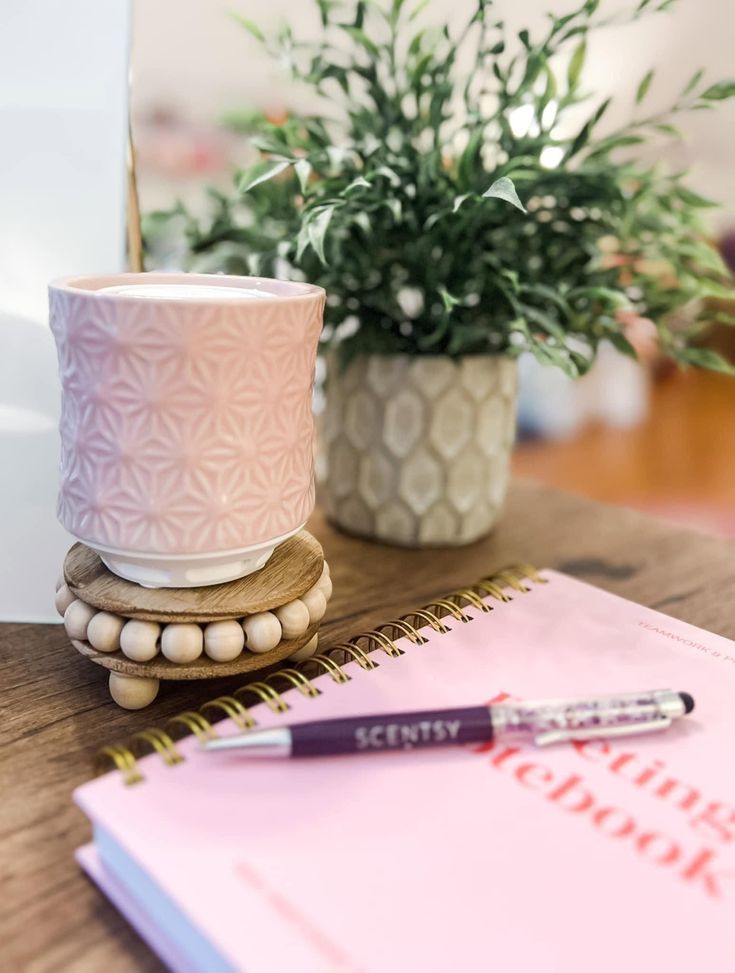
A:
2 482 734 973
64 531 324 622
70 621 319 680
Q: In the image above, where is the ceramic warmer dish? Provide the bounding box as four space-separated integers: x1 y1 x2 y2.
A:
49 273 326 588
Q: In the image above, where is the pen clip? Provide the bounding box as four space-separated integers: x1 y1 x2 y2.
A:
534 717 672 747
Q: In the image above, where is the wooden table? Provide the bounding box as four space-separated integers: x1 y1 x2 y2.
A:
3 480 734 972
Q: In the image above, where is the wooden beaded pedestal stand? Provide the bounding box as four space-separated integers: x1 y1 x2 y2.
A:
55 531 332 709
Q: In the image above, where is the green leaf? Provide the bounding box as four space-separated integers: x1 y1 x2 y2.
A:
408 28 426 56
343 176 372 193
682 67 704 96
518 29 531 49
344 26 381 59
542 65 557 104
482 176 527 213
696 279 735 299
636 69 654 104
237 158 291 193
521 304 567 341
675 185 718 207
567 38 587 90
591 96 612 127
373 165 401 187
294 159 312 193
390 0 408 27
567 120 592 159
458 128 484 187
572 285 630 309
585 134 644 159
230 12 265 43
606 332 639 360
352 0 366 28
700 80 735 101
674 347 735 374
675 239 727 272
382 198 402 222
409 0 431 21
452 194 470 213
654 122 682 137
307 206 336 264
416 316 449 350
438 286 460 310
249 135 287 155
316 0 334 28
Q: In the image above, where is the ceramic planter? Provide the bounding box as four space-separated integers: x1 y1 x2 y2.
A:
323 354 517 546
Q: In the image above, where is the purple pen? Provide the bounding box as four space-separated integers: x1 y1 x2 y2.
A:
200 689 694 758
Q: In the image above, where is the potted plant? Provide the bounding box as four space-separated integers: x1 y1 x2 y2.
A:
145 0 735 546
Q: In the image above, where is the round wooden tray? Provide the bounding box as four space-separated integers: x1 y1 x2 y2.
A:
64 530 323 623
69 622 319 680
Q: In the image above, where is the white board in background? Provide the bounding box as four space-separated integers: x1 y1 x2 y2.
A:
0 0 131 622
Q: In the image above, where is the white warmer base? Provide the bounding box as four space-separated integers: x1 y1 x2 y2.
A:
88 524 305 588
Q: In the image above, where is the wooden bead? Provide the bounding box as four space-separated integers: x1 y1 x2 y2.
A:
87 611 125 653
161 623 203 664
275 599 311 640
301 587 327 624
242 612 282 654
109 672 159 710
55 572 65 592
63 599 97 641
120 619 161 662
204 620 245 662
321 561 330 579
54 584 76 617
289 633 319 662
317 574 333 602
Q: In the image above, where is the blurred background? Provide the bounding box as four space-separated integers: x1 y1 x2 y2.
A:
130 0 734 536
1 0 733 624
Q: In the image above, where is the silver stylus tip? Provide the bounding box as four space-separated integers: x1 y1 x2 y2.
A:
200 726 292 757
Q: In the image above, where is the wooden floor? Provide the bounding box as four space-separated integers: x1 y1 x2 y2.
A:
512 370 735 517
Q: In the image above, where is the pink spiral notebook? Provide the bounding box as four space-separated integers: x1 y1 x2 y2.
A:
74 567 735 973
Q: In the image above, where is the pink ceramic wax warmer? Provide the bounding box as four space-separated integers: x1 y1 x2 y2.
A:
49 273 325 587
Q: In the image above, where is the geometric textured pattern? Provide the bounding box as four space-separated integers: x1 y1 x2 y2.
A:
49 279 325 554
323 354 517 546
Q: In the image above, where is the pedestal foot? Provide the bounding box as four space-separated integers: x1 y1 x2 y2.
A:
109 672 160 710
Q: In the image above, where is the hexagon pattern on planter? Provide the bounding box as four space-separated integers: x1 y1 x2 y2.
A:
324 354 516 546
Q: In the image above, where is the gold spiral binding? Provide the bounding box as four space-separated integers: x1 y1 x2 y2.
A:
452 589 492 613
303 653 351 683
201 696 256 730
474 579 512 602
166 711 216 742
269 668 321 698
98 564 544 785
402 609 450 634
426 598 471 623
330 642 379 670
96 745 143 786
352 630 402 657
513 564 548 584
377 619 428 645
129 729 183 766
492 570 531 593
234 681 289 713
